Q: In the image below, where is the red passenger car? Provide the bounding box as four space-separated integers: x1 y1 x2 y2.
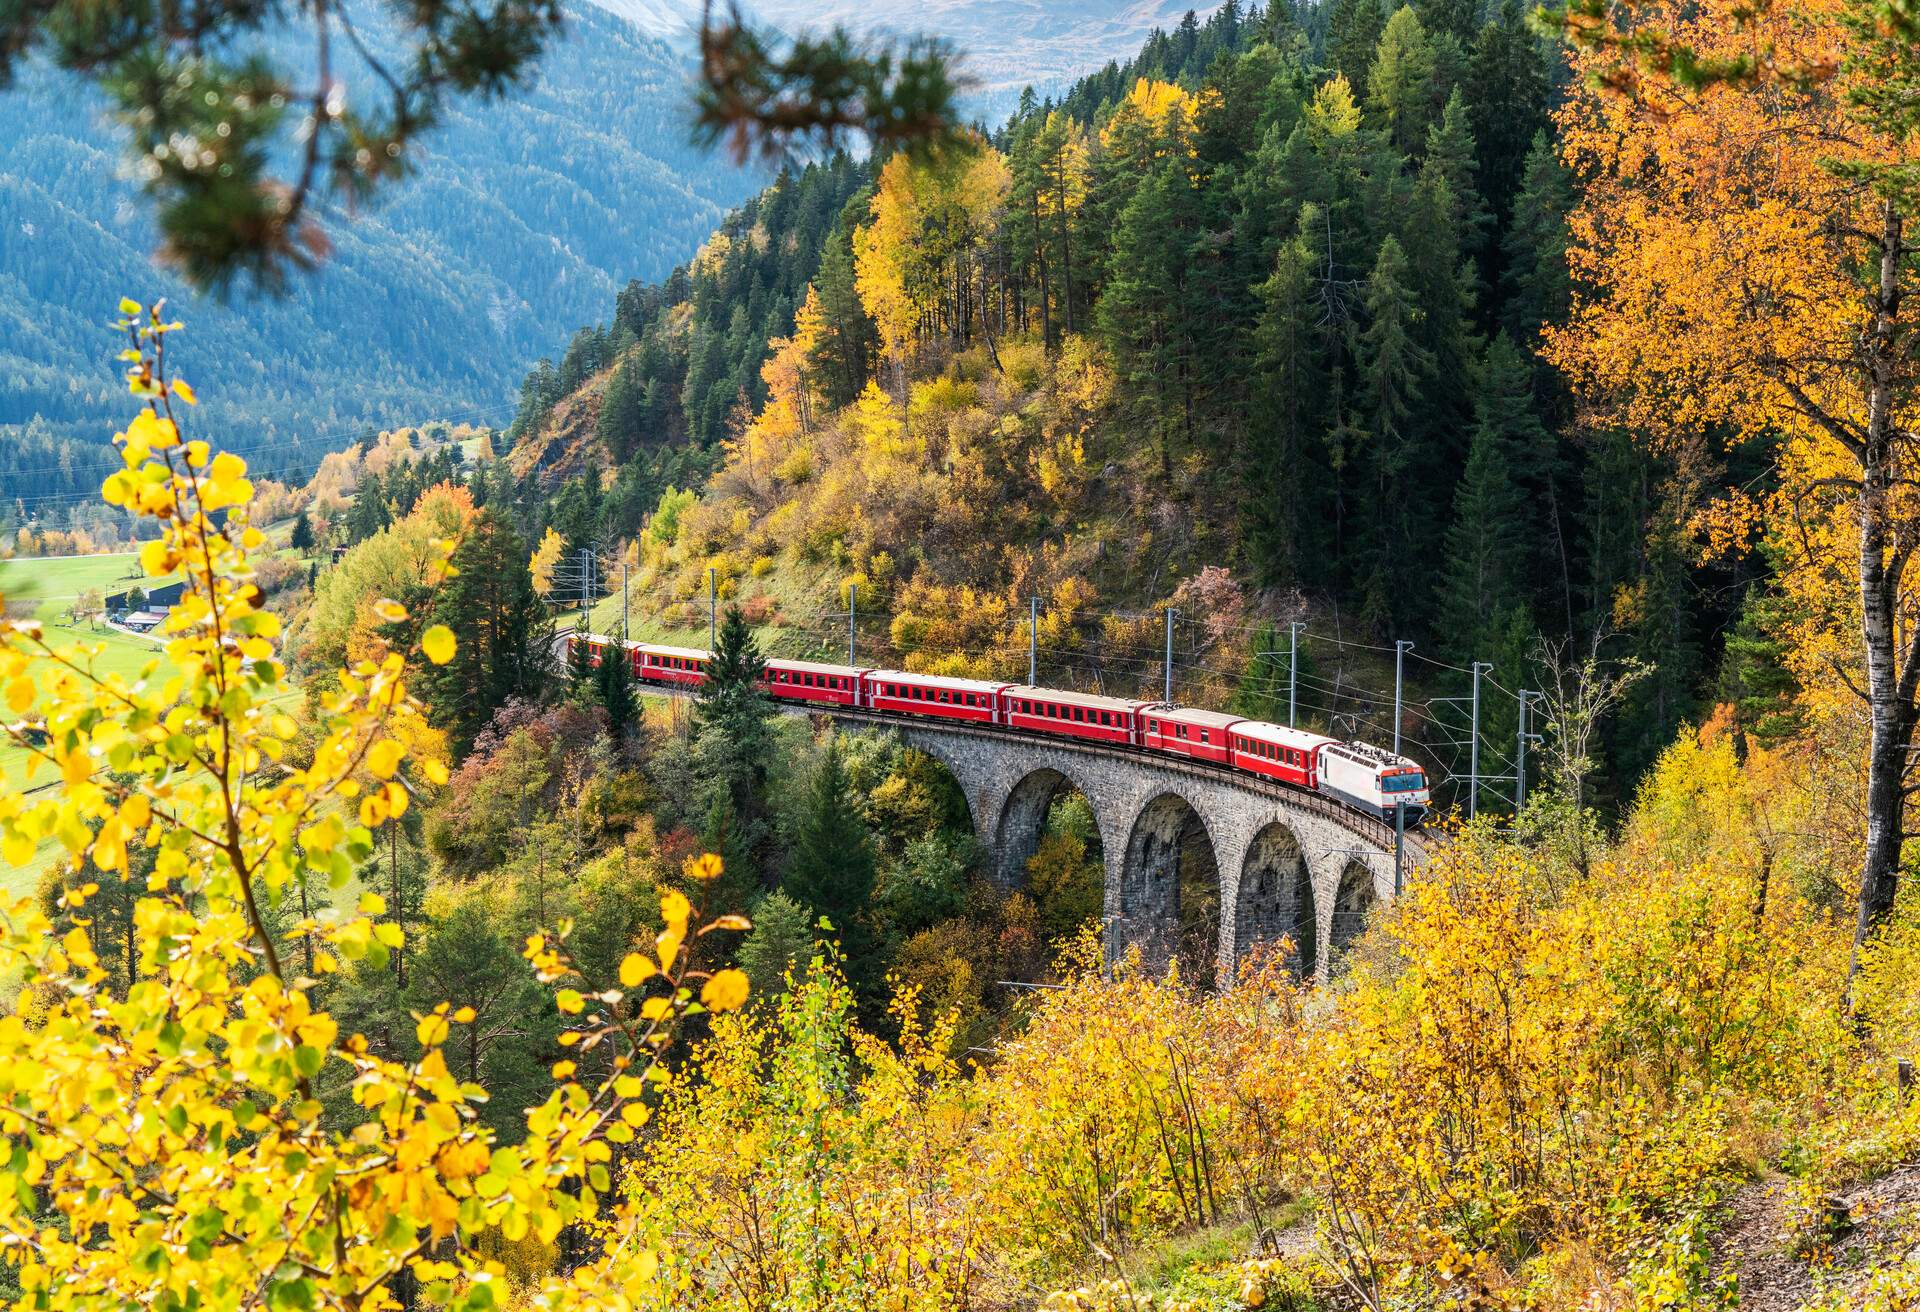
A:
1228 721 1329 789
1141 707 1243 765
763 659 869 707
1003 685 1146 745
634 643 710 688
865 671 1007 724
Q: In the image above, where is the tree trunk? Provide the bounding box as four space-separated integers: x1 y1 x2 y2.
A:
1056 154 1076 336
1034 189 1051 348
1851 198 1911 991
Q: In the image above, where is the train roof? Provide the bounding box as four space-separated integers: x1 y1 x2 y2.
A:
1230 720 1338 750
1005 684 1151 713
868 670 1013 694
1324 739 1423 771
632 643 712 661
1146 706 1245 730
765 658 872 677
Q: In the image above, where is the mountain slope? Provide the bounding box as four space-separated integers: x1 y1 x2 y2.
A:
592 0 1230 104
0 1 763 520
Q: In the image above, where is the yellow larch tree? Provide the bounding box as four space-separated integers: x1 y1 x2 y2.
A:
1545 0 1920 969
528 525 565 598
854 136 1012 391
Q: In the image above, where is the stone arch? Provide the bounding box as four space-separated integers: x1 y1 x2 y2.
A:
994 766 1093 890
1118 791 1221 979
1234 821 1316 980
1328 858 1379 965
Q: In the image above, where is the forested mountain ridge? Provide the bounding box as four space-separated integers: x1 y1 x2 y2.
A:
505 0 1755 808
0 1 762 535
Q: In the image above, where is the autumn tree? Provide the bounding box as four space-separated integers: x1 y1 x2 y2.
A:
0 301 750 1308
854 136 1012 390
1546 0 1920 967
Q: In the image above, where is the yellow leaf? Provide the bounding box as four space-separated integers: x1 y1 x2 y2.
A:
171 379 197 406
660 889 690 928
701 969 749 1013
365 739 405 779
619 952 656 988
421 625 456 666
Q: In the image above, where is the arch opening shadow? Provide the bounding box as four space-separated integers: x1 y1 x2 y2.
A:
995 768 1100 892
1120 792 1219 983
1329 858 1379 969
1235 822 1315 982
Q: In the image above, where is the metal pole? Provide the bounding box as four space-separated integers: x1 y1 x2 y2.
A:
1163 607 1176 704
707 568 716 650
1393 640 1413 755
1288 622 1305 727
1469 661 1491 818
621 561 629 640
1394 800 1405 898
1029 595 1038 686
848 581 857 666
1516 689 1532 811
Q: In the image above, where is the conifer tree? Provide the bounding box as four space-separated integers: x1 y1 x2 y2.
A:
806 214 876 409
1464 0 1551 229
1096 161 1197 472
421 508 554 758
693 605 777 883
1439 396 1528 660
1716 585 1804 755
783 735 880 996
595 633 639 744
1354 235 1432 629
1473 333 1567 623
1415 0 1481 47
1244 233 1319 584
1326 0 1389 97
1423 90 1491 263
1501 131 1574 348
596 356 647 460
1365 6 1438 156
289 512 315 554
567 618 596 699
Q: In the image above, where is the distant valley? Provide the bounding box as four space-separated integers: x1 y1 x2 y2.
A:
0 1 763 506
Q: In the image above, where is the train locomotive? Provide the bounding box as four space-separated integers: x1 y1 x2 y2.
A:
571 634 1430 825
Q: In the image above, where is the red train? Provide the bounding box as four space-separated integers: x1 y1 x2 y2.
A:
571 634 1429 824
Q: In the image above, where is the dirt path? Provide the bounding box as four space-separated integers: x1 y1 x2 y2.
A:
1711 1160 1920 1310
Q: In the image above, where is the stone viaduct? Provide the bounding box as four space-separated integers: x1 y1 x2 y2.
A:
818 709 1426 984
